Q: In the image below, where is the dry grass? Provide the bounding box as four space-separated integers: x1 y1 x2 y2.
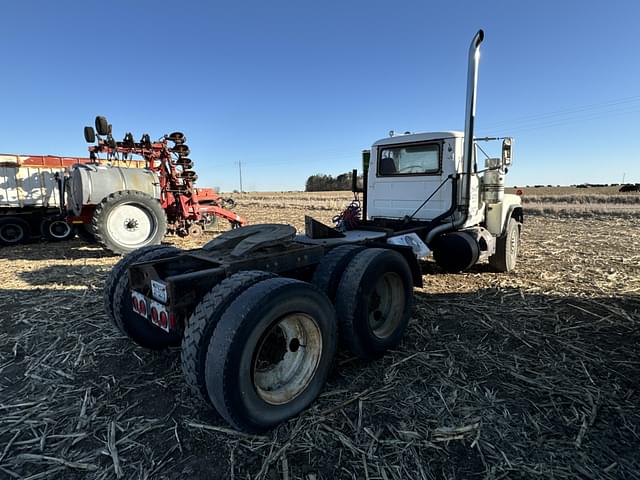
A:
0 195 639 479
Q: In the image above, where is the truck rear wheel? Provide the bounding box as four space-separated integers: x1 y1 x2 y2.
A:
111 247 182 349
205 278 337 432
489 217 520 273
181 270 276 404
335 248 413 360
40 218 74 242
312 244 365 302
0 217 30 246
92 190 167 255
104 245 180 332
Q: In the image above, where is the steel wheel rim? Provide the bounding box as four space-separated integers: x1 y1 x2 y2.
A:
106 203 157 247
252 313 323 405
0 223 25 243
368 271 404 339
49 220 72 239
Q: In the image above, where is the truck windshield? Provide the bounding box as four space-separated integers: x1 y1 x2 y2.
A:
378 143 440 175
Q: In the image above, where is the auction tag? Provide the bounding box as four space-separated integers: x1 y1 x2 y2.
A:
151 280 168 303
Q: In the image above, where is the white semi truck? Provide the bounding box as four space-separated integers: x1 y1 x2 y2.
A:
104 30 522 432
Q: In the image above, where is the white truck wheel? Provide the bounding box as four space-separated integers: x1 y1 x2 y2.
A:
489 217 520 272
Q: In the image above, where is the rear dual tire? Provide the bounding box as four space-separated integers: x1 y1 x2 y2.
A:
204 278 337 433
334 248 413 360
109 246 182 349
181 270 276 404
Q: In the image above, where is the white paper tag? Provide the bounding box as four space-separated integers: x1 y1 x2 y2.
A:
151 280 167 303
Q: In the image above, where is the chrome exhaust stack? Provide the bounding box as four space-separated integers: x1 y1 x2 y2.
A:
426 29 484 244
460 29 484 211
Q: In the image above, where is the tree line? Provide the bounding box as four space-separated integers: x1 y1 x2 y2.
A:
305 172 363 192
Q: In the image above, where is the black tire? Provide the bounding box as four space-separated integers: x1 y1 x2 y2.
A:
84 126 96 143
335 248 413 360
76 224 97 244
0 217 30 246
95 116 109 136
104 245 180 333
40 218 74 242
489 217 521 273
92 190 167 255
312 244 366 302
112 248 182 349
181 270 276 404
205 278 337 432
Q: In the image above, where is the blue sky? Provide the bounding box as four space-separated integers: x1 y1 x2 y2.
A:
1 0 639 191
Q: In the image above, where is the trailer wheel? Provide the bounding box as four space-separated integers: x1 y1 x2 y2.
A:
104 245 180 333
112 247 182 349
312 244 365 302
335 248 413 360
0 217 30 246
489 217 520 273
181 270 276 404
205 278 337 432
92 190 167 255
40 218 74 242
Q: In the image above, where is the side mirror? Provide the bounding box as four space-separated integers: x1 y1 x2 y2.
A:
502 138 513 166
84 126 96 143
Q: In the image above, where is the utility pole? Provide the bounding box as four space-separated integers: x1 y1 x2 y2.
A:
238 160 243 192
622 172 626 185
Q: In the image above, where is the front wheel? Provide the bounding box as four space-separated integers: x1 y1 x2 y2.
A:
489 217 521 273
205 278 337 433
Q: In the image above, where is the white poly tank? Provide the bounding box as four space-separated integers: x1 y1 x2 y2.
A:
68 164 160 215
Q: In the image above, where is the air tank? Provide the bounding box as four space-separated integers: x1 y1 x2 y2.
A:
481 158 505 204
68 164 160 215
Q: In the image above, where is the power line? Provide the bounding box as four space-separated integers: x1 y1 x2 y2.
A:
478 95 640 131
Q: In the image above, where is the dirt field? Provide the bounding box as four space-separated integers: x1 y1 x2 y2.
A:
1 193 639 479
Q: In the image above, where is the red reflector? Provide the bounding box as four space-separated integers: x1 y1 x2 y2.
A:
160 311 168 328
139 301 146 315
151 307 159 322
169 313 175 329
132 297 139 312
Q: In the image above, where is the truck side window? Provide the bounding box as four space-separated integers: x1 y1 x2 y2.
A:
378 143 440 176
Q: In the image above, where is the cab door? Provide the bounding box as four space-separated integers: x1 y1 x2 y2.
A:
366 139 456 221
